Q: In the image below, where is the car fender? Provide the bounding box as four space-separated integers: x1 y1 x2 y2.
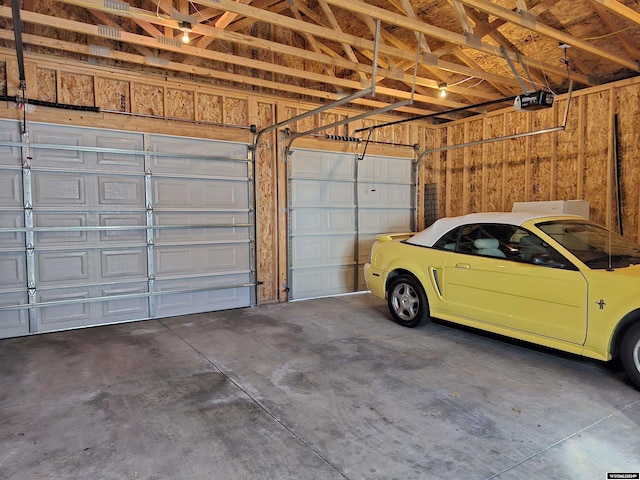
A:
382 256 446 307
598 305 640 360
584 279 640 360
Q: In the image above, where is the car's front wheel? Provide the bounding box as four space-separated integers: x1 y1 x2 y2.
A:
621 322 640 390
387 274 430 328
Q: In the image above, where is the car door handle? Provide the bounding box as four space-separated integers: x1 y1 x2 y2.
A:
455 263 471 269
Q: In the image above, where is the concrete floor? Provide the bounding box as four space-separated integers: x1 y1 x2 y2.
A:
1 293 639 480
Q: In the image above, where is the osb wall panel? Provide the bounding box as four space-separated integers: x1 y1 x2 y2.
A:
418 126 446 229
554 97 580 201
0 61 6 95
426 77 640 245
320 112 341 136
434 130 448 220
447 124 465 215
375 124 396 144
484 115 505 212
256 101 278 302
467 119 484 213
393 123 409 146
132 83 164 116
166 88 195 120
583 90 610 228
59 72 93 106
298 108 316 133
504 111 528 210
96 77 129 112
358 119 379 141
197 93 224 123
529 107 554 202
616 83 640 241
36 68 56 103
224 97 248 126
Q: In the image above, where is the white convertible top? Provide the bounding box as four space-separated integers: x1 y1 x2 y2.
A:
406 211 582 247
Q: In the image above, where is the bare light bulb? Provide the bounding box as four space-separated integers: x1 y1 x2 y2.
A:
179 21 192 44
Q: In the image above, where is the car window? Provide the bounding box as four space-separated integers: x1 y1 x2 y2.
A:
434 223 577 270
537 220 640 269
433 227 461 251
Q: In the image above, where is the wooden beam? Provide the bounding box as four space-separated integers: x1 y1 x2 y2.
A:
52 0 532 90
588 0 640 27
590 1 640 59
216 0 252 29
317 0 368 81
515 0 528 12
452 49 514 97
0 8 461 111
0 34 431 116
455 0 639 71
88 9 154 57
320 0 592 83
451 1 475 35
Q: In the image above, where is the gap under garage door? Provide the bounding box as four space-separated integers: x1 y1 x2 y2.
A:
287 148 413 300
0 119 254 339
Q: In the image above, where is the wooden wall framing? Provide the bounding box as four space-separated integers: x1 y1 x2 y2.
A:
420 76 640 243
0 51 423 303
3 49 640 304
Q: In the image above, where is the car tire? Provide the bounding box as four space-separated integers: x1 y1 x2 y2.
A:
621 322 640 390
387 274 430 328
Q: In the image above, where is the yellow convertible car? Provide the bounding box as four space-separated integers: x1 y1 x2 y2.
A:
364 212 640 389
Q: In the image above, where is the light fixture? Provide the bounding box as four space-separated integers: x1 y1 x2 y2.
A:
438 82 448 98
179 21 192 44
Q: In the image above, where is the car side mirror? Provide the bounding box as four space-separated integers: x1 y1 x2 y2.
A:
532 253 565 269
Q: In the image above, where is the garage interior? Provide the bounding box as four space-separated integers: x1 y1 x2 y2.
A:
1 0 640 478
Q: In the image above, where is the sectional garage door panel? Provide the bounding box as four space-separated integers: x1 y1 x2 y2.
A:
289 149 413 300
0 120 253 338
28 150 149 332
0 120 28 337
146 134 252 319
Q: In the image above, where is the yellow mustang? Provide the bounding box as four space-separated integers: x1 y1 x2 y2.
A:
364 212 640 389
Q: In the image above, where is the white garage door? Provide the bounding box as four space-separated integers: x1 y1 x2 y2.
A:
0 119 254 338
288 149 413 300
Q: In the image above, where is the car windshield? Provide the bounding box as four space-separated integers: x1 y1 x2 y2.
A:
536 220 640 269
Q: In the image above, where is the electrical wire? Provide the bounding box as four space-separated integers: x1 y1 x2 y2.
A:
583 27 632 41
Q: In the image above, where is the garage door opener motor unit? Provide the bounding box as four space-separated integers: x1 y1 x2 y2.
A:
514 90 555 111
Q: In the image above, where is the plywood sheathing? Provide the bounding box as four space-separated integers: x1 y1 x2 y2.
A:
583 90 611 227
36 68 56 103
256 101 278 302
615 83 640 239
484 114 505 213
554 96 580 202
0 61 6 96
132 84 164 116
467 119 483 213
529 107 554 202
504 110 528 210
96 77 129 112
447 124 465 215
197 93 224 123
166 88 195 120
434 128 448 221
59 71 93 106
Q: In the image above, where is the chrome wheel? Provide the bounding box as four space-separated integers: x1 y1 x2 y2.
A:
390 282 419 321
386 274 430 328
621 322 640 390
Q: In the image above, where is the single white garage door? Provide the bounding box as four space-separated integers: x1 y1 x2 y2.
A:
288 148 413 300
0 119 254 339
